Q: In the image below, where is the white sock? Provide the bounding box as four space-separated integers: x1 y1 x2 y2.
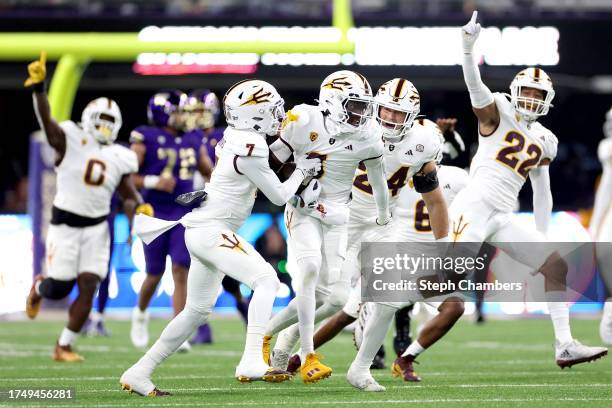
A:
297 293 316 355
265 297 299 337
241 277 277 365
136 307 205 376
546 291 573 344
58 327 77 347
353 304 395 371
275 323 301 354
35 280 42 296
401 340 425 358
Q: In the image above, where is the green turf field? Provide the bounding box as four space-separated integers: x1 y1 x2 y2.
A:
1 317 611 407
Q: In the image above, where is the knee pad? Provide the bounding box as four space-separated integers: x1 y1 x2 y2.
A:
184 303 212 324
38 278 76 300
252 273 280 293
294 257 321 293
326 281 350 308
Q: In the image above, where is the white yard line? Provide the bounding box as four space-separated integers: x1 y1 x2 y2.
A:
20 397 612 408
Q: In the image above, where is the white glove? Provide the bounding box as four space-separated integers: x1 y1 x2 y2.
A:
299 179 321 208
461 10 481 53
376 212 392 226
296 155 322 178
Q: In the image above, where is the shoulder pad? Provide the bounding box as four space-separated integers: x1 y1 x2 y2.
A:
58 120 84 144
281 104 313 130
223 128 269 158
112 144 139 174
535 125 558 162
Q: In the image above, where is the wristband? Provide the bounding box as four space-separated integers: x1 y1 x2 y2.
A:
32 82 46 93
143 175 160 189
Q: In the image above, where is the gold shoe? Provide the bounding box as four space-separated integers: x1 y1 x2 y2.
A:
300 353 332 384
26 275 44 320
52 343 84 362
262 335 273 365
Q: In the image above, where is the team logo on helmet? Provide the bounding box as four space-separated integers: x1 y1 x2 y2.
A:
322 76 352 91
240 87 273 106
310 132 318 141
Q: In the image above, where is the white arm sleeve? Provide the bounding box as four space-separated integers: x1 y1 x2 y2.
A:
238 156 305 206
363 155 390 221
269 137 293 163
462 52 495 109
590 165 612 239
530 166 553 235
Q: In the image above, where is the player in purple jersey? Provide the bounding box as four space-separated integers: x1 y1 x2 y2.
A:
182 89 250 344
129 90 214 352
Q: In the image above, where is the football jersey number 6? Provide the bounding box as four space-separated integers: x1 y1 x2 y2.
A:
84 159 106 186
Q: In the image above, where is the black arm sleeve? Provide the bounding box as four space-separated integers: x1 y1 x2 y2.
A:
412 169 439 193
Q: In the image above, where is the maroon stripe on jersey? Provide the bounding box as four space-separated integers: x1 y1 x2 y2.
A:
279 137 294 153
233 155 243 175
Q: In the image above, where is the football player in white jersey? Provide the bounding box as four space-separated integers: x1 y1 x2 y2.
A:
347 164 469 391
590 108 612 345
267 79 452 379
119 79 322 396
260 71 391 383
459 11 607 367
24 52 146 362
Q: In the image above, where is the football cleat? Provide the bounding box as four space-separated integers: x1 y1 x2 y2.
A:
270 349 291 371
391 356 421 382
300 353 332 384
26 275 44 320
176 340 191 353
175 190 207 207
599 300 612 345
53 343 84 363
235 363 292 383
347 363 385 392
286 354 302 374
555 339 608 369
262 335 272 365
120 368 171 397
130 307 149 349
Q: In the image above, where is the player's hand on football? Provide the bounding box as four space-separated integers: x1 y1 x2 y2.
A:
299 179 321 208
156 174 176 193
24 51 47 87
436 118 458 134
461 10 481 53
296 155 322 178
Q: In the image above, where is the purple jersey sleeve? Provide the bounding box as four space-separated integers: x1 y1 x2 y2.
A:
131 126 201 214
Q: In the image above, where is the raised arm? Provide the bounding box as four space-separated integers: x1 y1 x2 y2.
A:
237 155 320 206
26 52 67 160
461 11 500 135
363 155 391 225
529 160 553 235
416 161 449 240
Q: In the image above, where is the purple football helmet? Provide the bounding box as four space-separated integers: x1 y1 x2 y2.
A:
147 89 186 128
181 89 220 131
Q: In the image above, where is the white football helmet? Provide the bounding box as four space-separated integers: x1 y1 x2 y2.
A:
318 70 373 133
223 79 285 136
604 107 612 138
81 97 122 144
509 67 555 122
374 78 420 142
